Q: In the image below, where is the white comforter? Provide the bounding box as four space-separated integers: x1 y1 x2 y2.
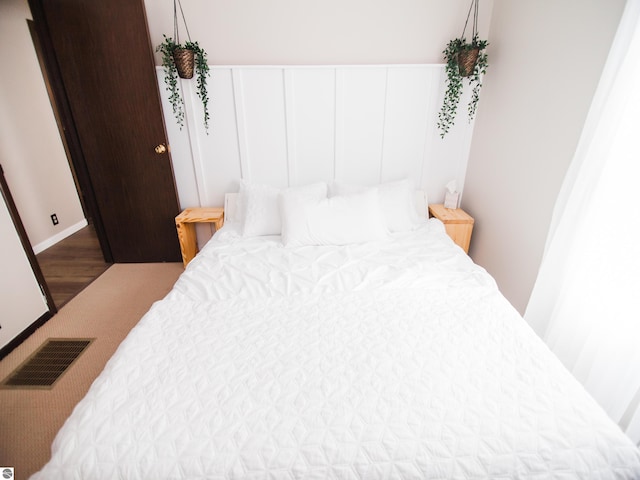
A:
33 220 640 479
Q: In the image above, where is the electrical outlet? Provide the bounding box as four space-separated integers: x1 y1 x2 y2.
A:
51 213 59 226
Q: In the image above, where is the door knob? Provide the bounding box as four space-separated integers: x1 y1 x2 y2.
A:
154 144 167 154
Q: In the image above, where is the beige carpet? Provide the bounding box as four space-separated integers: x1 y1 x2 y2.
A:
0 262 183 480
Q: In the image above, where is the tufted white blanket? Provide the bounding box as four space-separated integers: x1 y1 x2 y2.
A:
33 220 640 479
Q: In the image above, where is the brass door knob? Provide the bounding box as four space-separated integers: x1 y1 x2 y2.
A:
154 144 167 154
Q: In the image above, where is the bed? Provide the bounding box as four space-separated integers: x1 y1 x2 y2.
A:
32 180 640 479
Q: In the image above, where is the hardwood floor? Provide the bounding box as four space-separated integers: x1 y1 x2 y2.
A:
36 224 111 308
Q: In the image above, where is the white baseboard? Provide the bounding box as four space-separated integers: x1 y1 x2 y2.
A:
32 218 89 254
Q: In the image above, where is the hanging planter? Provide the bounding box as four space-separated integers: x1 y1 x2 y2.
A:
457 47 480 78
172 48 195 79
156 0 210 132
437 0 489 138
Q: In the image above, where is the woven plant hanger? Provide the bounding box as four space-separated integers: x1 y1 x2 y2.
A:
172 0 194 79
457 0 481 77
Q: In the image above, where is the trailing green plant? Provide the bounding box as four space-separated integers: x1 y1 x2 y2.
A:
156 35 210 132
437 34 488 138
466 36 488 121
157 35 184 128
191 40 210 132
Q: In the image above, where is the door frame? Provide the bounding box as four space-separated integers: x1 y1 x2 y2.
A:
27 0 114 263
0 164 54 360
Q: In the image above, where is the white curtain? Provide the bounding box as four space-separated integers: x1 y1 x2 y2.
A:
524 0 640 445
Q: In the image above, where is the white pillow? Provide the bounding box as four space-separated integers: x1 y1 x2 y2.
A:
238 181 282 237
279 182 328 241
281 188 388 246
330 178 419 232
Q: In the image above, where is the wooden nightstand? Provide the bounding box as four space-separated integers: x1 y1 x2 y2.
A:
175 207 224 267
428 204 474 253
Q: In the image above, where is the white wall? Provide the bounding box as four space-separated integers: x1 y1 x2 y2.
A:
0 0 86 252
462 0 625 314
145 0 494 247
0 192 48 350
144 0 493 65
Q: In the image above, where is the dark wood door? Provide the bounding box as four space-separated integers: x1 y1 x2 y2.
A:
31 0 181 262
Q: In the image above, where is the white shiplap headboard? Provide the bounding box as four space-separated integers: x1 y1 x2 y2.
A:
157 64 476 211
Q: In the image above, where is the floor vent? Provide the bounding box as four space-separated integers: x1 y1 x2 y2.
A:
0 338 93 389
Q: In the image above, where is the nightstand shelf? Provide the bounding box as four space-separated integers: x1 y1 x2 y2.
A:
428 204 474 253
175 207 224 267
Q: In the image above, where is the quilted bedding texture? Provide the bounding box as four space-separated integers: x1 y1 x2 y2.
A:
32 221 640 479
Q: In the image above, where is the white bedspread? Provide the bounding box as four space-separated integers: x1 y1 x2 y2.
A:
170 220 490 302
32 221 640 479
